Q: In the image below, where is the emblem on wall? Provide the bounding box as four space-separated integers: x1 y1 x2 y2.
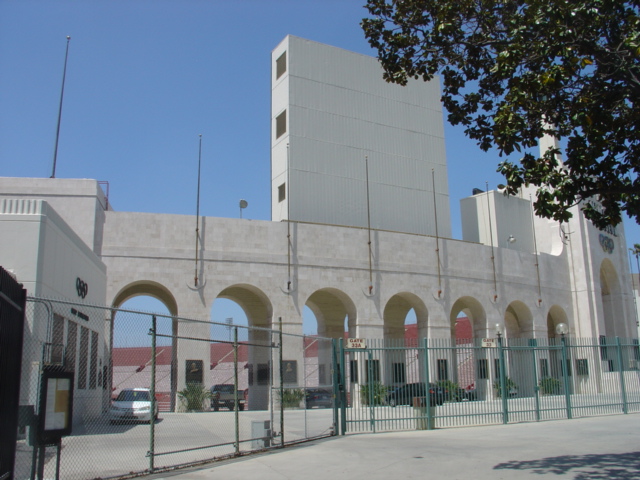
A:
599 234 614 254
76 277 88 298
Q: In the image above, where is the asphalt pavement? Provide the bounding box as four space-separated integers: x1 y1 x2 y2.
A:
147 413 640 480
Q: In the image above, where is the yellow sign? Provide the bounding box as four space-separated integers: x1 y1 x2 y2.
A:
346 338 366 349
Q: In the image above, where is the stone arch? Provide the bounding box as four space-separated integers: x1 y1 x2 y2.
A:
305 288 357 339
216 284 273 329
504 300 534 339
546 304 569 339
112 280 178 316
383 292 429 341
110 280 179 410
215 284 274 410
600 258 622 337
450 296 487 340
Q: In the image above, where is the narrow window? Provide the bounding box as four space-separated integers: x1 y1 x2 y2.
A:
576 359 589 376
51 314 65 364
365 359 380 383
392 362 406 383
540 358 549 378
66 321 77 372
437 359 448 381
89 331 98 389
278 183 286 203
276 51 287 79
78 327 89 389
477 359 488 379
349 360 358 383
276 110 287 138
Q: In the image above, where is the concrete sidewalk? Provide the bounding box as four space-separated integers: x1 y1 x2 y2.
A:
149 414 640 480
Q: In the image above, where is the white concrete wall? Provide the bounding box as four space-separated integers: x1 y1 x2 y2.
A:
271 36 451 238
0 198 107 426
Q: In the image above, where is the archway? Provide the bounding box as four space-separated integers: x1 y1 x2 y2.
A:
213 284 273 410
111 280 178 411
600 258 623 337
450 296 487 398
504 300 534 340
305 288 356 388
381 293 429 388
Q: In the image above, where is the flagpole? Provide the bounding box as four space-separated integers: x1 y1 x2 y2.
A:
51 36 71 179
194 135 202 287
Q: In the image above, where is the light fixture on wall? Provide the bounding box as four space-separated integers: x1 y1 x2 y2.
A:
508 235 516 244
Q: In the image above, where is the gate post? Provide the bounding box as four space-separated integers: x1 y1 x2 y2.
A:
616 337 628 414
421 338 433 429
338 338 346 435
560 335 572 419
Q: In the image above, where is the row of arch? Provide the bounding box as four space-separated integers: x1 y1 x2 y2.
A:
112 280 573 341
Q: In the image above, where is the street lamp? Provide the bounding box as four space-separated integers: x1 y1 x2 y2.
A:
555 322 569 339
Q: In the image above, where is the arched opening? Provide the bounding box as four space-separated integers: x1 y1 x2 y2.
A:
212 284 273 410
600 258 623 337
504 300 534 340
450 296 487 399
546 305 569 339
383 292 428 343
111 281 178 412
504 301 534 396
304 288 356 403
381 293 428 390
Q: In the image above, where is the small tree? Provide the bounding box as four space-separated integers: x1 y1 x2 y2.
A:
177 383 211 412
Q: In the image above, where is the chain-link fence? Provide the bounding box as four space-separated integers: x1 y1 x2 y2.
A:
339 336 640 433
13 298 337 480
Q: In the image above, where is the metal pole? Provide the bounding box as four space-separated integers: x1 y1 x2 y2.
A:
530 338 541 421
422 338 433 429
339 338 347 435
234 327 240 454
149 315 157 472
616 337 628 414
560 334 572 419
286 143 292 291
497 333 508 424
432 169 442 296
279 317 284 447
51 36 71 179
365 156 373 295
194 135 202 287
486 183 498 301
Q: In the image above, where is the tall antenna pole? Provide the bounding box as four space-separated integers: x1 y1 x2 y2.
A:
486 182 497 301
432 169 442 297
51 36 71 179
286 143 292 291
194 134 202 287
530 195 543 305
365 156 373 294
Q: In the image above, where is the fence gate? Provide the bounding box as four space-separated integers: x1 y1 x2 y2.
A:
338 336 640 435
0 267 27 480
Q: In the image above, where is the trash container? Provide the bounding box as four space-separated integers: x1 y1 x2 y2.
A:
413 396 436 430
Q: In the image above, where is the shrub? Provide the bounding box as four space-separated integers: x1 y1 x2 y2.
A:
177 382 211 412
493 377 518 398
539 377 562 395
277 388 305 408
360 382 387 406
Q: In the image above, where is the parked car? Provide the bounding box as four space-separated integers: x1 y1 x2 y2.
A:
305 388 333 408
386 383 445 407
210 384 246 411
109 388 157 424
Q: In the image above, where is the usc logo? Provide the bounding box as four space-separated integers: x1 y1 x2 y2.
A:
76 277 88 299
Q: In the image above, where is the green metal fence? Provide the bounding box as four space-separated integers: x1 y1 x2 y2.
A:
338 336 640 434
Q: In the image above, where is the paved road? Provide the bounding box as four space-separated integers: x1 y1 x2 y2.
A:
148 413 640 480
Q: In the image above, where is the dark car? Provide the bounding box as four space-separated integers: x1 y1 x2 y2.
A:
305 388 333 408
386 383 445 407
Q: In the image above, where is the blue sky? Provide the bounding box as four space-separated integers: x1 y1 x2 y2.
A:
2 1 638 333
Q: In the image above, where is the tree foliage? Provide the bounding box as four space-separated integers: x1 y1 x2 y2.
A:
362 0 640 228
